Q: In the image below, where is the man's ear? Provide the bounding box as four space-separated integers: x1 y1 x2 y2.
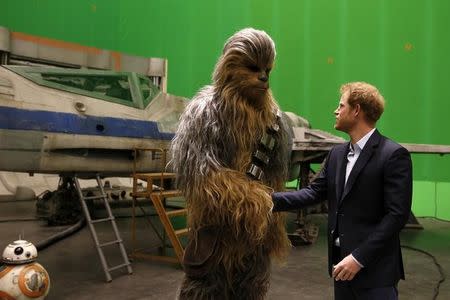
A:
354 104 361 117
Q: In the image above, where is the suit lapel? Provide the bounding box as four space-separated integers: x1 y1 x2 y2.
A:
340 130 381 204
335 142 350 203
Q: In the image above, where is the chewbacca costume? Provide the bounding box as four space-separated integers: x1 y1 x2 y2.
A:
171 28 291 300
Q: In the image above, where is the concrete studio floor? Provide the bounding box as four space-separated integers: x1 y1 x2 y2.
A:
0 197 449 299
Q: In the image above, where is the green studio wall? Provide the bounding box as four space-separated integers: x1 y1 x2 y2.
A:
1 0 449 219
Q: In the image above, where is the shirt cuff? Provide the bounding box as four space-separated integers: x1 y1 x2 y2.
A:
350 254 364 268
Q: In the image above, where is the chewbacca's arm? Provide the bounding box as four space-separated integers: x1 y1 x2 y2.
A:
188 168 274 245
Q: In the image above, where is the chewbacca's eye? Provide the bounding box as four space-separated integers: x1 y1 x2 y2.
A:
248 65 259 72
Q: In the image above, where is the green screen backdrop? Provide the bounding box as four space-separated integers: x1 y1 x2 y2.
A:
1 0 449 220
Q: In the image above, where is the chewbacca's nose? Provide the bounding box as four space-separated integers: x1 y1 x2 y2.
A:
258 73 268 82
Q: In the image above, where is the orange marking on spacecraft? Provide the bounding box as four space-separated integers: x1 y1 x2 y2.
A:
12 31 102 55
111 51 122 70
11 31 123 70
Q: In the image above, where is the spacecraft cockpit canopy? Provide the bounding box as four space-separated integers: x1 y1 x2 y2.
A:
5 65 161 110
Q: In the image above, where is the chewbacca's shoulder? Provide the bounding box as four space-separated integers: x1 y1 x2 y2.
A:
184 85 215 114
180 85 216 120
191 85 215 103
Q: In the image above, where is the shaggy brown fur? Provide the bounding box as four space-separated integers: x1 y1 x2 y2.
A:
170 28 291 299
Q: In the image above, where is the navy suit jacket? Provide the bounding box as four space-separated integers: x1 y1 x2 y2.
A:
272 129 412 288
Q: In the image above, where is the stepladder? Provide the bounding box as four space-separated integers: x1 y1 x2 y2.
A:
131 171 188 264
73 174 133 282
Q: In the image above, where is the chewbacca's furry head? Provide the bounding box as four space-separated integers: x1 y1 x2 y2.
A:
213 28 276 105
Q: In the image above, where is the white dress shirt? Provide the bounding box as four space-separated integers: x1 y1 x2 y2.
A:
345 128 376 185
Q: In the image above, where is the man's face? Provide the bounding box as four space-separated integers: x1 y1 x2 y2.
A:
334 92 357 133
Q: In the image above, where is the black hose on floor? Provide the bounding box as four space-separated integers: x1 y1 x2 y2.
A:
35 217 86 251
401 244 446 300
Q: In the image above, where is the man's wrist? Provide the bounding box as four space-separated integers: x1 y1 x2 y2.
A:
350 254 364 268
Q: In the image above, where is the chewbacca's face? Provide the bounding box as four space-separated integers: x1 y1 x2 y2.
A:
230 57 273 103
213 28 276 105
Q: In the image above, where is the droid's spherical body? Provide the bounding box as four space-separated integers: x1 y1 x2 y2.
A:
0 240 50 299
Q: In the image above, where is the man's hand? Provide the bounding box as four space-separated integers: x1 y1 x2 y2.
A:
332 254 362 281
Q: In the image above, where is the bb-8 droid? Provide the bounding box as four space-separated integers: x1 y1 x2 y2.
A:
0 240 50 299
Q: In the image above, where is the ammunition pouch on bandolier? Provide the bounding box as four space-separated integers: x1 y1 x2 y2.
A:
246 109 282 181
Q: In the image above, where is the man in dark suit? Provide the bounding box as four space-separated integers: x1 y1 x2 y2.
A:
272 82 412 299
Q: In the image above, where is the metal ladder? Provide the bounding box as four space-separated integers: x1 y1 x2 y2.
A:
74 174 133 282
